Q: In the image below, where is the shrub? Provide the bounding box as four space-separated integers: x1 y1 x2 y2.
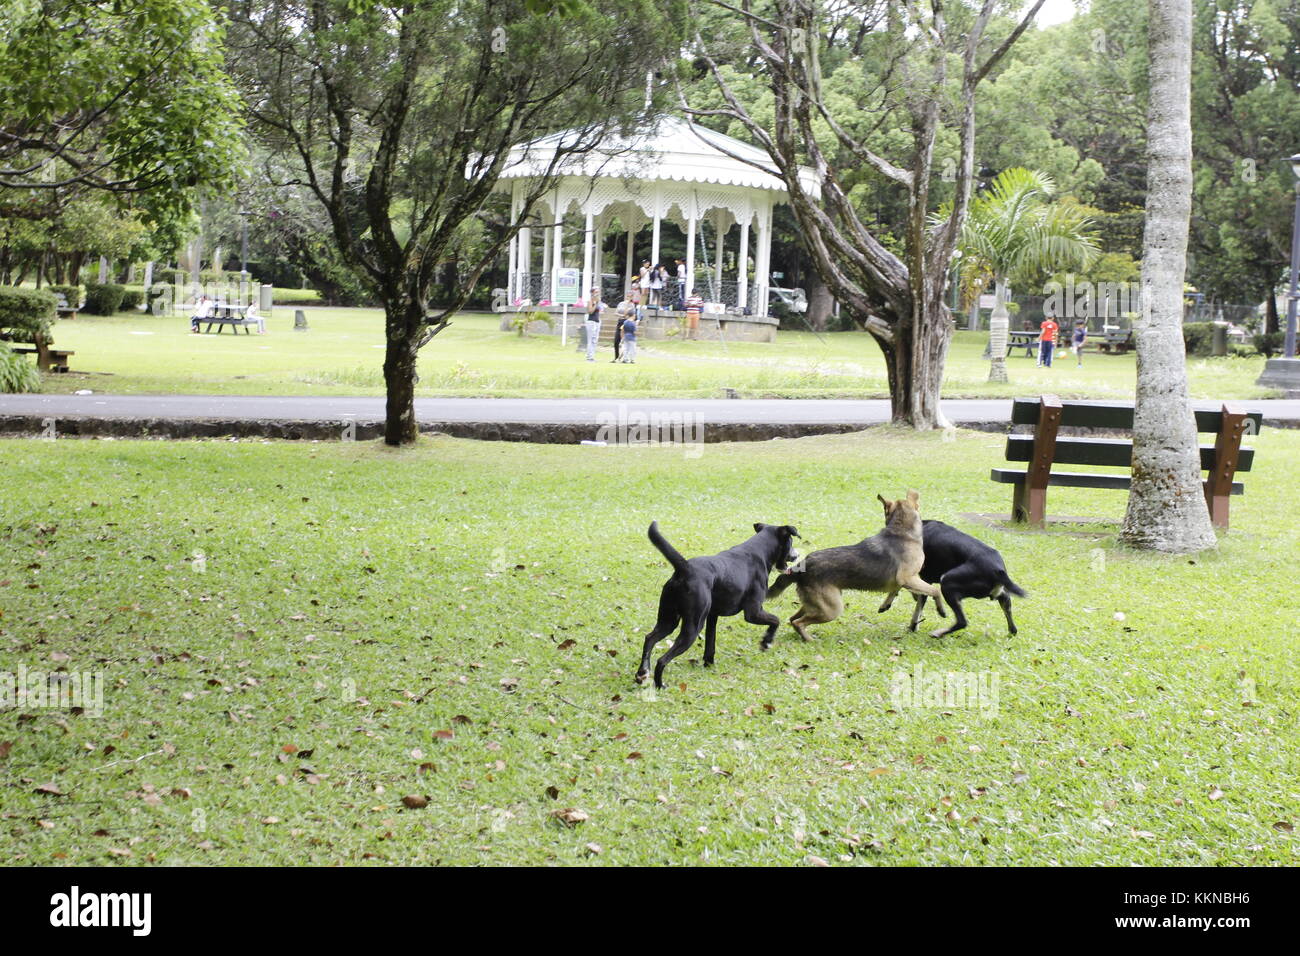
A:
1181 321 1216 357
1253 331 1284 358
0 342 41 393
48 284 83 308
510 309 553 337
83 281 127 315
120 289 144 310
0 286 57 341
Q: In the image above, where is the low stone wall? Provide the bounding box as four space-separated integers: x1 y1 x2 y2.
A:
499 307 778 344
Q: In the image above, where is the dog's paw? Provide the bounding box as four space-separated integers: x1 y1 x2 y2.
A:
928 628 949 639
633 671 649 685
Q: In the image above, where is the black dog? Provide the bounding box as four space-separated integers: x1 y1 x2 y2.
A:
636 521 799 688
880 520 1026 637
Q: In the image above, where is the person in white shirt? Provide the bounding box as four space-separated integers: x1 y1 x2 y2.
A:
243 302 266 334
190 295 212 333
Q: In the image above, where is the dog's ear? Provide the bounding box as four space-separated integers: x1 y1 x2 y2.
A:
907 489 920 506
877 493 889 509
753 522 766 533
783 525 800 539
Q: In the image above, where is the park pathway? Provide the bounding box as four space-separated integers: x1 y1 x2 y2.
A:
1 395 1297 441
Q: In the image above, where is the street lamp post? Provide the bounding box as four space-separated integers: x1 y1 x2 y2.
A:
239 209 251 278
1283 154 1300 359
1257 154 1300 393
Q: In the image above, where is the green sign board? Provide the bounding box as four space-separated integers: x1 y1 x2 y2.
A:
555 268 581 305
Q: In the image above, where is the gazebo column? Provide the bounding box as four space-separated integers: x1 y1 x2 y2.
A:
581 209 594 302
507 191 518 301
755 208 771 316
542 226 551 299
519 226 531 299
684 213 696 297
737 219 750 310
714 222 724 296
624 227 635 296
650 197 661 270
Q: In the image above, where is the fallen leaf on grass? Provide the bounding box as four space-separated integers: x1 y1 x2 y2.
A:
550 807 588 827
401 795 429 809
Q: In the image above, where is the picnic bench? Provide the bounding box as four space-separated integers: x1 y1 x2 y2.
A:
12 344 75 373
1006 330 1038 357
990 395 1262 528
201 305 255 334
1095 328 1134 353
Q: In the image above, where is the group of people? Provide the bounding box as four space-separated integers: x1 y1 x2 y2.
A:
1033 309 1088 368
189 295 266 334
636 259 688 310
583 288 639 363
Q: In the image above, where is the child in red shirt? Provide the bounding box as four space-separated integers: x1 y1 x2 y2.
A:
1038 313 1059 368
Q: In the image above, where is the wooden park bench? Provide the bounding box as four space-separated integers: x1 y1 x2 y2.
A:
55 293 78 321
990 395 1262 528
1095 328 1134 353
12 343 75 373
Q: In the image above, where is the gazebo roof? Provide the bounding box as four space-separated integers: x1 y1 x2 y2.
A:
497 116 821 198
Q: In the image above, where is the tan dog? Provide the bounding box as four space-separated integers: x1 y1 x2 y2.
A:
766 491 947 642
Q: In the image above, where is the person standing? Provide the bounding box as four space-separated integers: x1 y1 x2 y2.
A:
674 258 687 310
638 261 651 305
620 310 637 363
648 262 664 308
584 289 603 362
1038 310 1059 368
1071 319 1087 367
612 294 632 362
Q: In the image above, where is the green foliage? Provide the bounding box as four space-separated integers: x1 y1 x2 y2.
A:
1182 321 1218 356
82 282 127 316
946 168 1100 303
0 0 245 228
1253 331 1284 357
48 284 83 307
120 289 144 310
0 286 56 340
510 310 553 337
0 342 41 393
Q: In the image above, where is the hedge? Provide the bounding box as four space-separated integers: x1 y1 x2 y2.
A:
1181 321 1217 357
0 286 57 340
83 281 127 315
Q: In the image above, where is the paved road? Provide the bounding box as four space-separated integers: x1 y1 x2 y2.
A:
1 394 1297 425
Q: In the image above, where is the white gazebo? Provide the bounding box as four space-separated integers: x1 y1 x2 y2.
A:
495 117 819 338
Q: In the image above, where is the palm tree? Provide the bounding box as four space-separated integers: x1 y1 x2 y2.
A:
948 168 1099 382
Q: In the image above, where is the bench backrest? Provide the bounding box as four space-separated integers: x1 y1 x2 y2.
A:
1010 397 1261 438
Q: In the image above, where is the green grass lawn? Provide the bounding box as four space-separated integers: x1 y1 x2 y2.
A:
2 427 1297 865
35 307 1278 400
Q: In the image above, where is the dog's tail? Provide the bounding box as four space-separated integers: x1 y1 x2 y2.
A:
998 569 1027 598
648 521 690 575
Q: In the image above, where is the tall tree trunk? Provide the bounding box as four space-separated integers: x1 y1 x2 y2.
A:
805 268 832 331
382 297 422 446
1264 273 1279 334
1120 0 1216 553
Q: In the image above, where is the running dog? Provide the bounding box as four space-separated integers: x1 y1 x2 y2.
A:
879 519 1026 637
766 491 945 642
636 521 800 689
